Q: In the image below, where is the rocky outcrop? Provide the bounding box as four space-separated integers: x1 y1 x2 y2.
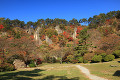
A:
55 25 63 34
26 27 34 35
72 27 77 40
34 27 42 45
13 59 26 69
45 36 53 45
0 32 8 37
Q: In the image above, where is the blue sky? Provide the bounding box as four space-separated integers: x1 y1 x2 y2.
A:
0 0 120 23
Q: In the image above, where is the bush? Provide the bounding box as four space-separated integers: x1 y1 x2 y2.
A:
36 58 42 65
67 55 74 62
83 53 95 61
92 55 102 63
103 54 115 62
100 53 106 58
44 56 56 63
78 57 83 63
7 54 24 64
83 60 88 63
66 44 72 47
0 63 15 72
29 63 36 67
28 61 36 67
52 57 57 63
71 60 78 63
14 32 21 39
113 50 120 58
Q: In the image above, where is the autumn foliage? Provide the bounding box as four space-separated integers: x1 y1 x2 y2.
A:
76 26 82 33
0 25 4 30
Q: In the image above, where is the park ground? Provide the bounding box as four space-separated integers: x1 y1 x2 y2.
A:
0 58 120 80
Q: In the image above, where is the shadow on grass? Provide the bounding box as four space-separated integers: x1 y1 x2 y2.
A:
38 75 80 80
118 61 120 63
38 75 79 80
0 69 44 80
0 69 80 80
113 70 120 77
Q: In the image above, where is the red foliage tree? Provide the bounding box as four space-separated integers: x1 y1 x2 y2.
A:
41 35 45 40
68 37 73 41
30 35 34 39
0 25 4 30
63 31 70 39
76 26 82 33
0 35 37 62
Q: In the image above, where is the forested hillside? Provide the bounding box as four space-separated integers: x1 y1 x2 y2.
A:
0 10 120 71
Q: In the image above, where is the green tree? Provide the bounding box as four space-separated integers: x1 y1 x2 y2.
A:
69 18 79 25
45 18 53 27
19 21 25 28
74 28 90 57
36 19 45 28
27 21 34 28
3 18 12 30
53 18 61 26
0 17 5 24
79 18 88 24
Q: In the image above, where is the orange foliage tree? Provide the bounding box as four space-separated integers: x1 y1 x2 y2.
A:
97 34 120 54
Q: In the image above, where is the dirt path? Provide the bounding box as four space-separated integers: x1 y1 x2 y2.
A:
75 65 108 80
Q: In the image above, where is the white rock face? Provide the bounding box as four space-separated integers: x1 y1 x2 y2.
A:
26 28 34 35
55 25 63 34
34 27 42 45
45 36 53 45
72 27 77 40
0 32 8 37
13 59 26 69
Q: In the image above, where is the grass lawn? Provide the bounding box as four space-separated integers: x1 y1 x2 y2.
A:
81 58 120 80
0 63 89 80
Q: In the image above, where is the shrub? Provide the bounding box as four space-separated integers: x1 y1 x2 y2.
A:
103 54 115 62
66 44 72 47
67 55 74 62
29 63 36 67
44 56 56 63
83 53 95 61
100 53 106 58
28 61 36 67
92 55 102 63
52 57 57 63
71 60 78 63
95 50 105 55
68 37 73 41
36 58 42 65
7 54 24 64
0 58 4 64
14 32 21 39
44 56 50 63
108 54 115 61
0 63 15 72
78 57 83 63
83 60 88 63
113 50 120 58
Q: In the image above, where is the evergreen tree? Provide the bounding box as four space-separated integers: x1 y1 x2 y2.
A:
74 28 90 57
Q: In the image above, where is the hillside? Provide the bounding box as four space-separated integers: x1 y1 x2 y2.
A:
0 10 120 71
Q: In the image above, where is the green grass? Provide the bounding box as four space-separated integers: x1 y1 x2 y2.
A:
81 58 120 80
0 63 89 80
